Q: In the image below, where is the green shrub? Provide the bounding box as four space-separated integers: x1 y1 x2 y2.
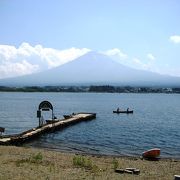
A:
112 158 119 170
16 152 43 166
73 155 93 170
31 152 43 163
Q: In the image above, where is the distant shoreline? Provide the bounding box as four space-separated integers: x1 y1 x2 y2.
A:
0 85 180 93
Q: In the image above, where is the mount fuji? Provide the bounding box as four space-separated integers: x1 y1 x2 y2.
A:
0 51 180 86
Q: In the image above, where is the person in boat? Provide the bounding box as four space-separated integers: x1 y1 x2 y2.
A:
117 107 120 112
127 108 129 112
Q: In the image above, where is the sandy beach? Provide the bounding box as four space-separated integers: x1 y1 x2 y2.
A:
0 145 179 180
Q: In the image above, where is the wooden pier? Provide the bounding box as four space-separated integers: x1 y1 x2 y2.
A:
0 113 96 145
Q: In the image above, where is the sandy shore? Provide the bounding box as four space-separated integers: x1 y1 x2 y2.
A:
0 145 179 180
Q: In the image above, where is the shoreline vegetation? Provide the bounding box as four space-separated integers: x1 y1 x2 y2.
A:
0 85 180 93
0 146 179 179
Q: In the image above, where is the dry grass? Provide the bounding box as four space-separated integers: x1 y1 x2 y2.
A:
0 145 179 180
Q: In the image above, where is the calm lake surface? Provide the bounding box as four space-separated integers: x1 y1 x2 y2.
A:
0 92 180 158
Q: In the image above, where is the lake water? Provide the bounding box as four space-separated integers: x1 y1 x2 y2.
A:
0 92 180 158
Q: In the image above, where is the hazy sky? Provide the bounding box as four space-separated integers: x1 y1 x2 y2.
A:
0 0 180 78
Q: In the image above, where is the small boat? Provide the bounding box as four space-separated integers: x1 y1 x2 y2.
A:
174 175 180 180
142 148 160 158
63 115 72 119
46 119 59 124
113 110 133 114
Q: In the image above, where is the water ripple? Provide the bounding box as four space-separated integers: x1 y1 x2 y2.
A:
1 92 180 158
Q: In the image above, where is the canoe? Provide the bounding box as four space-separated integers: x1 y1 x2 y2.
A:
113 110 133 114
142 148 160 158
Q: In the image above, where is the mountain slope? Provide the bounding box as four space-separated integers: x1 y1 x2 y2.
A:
0 51 180 86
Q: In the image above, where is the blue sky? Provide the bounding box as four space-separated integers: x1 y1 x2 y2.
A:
0 0 180 78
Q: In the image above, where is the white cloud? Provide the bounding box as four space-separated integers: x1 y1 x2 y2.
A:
147 53 155 61
103 49 158 73
132 58 141 64
132 58 147 69
0 45 17 60
169 35 180 44
103 48 128 59
0 43 179 79
0 42 90 79
132 57 156 72
0 60 39 78
131 57 180 77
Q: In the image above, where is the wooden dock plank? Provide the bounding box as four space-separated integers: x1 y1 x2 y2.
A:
0 112 96 145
